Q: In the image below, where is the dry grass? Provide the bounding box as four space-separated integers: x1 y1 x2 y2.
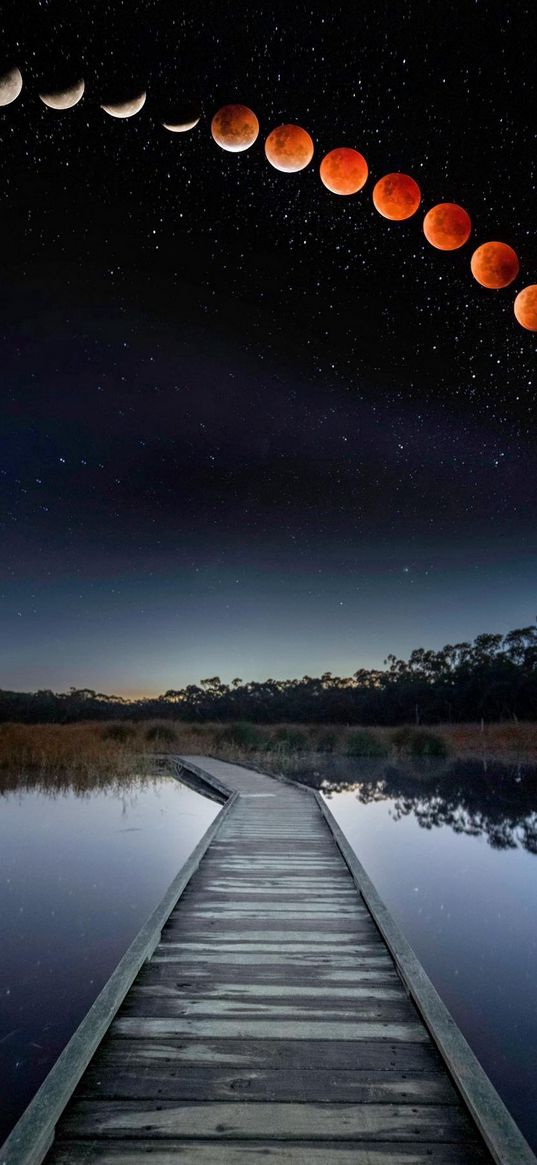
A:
434 721 537 759
0 718 535 792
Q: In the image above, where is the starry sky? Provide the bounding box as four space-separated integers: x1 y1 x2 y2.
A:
1 0 536 697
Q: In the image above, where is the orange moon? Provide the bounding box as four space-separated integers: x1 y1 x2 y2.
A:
514 285 537 331
470 241 520 289
211 104 259 152
265 124 314 172
423 202 471 250
372 173 421 220
319 148 368 195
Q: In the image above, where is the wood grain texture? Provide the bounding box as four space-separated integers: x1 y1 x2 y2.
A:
78 1064 455 1104
58 1100 476 1142
112 1017 429 1041
82 1036 448 1071
49 1139 491 1164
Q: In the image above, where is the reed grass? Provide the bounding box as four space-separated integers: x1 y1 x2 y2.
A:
0 718 535 790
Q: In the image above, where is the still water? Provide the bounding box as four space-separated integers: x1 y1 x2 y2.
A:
281 753 537 1151
0 770 219 1143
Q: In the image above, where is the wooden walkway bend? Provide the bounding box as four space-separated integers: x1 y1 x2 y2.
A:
2 756 536 1165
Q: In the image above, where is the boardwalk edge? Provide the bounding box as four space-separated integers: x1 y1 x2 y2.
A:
316 790 537 1165
0 779 239 1165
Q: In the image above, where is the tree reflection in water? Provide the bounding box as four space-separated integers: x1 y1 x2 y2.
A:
266 755 537 855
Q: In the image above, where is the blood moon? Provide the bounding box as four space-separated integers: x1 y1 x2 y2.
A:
514 285 537 331
372 173 421 220
211 104 259 152
423 203 471 250
265 124 314 172
320 148 368 195
470 241 520 289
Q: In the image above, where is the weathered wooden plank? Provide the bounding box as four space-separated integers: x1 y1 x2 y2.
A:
185 879 355 887
178 910 367 920
85 1036 446 1071
182 901 363 911
152 953 393 967
164 919 378 935
158 934 384 948
157 938 384 951
130 983 403 1001
202 860 344 866
48 1140 491 1164
112 1018 429 1041
191 888 358 897
119 997 414 1021
138 963 399 985
78 1063 456 1103
200 872 346 880
58 1101 476 1142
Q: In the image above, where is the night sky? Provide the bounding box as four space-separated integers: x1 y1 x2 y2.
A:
1 0 536 697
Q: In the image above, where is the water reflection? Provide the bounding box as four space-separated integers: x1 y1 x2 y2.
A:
263 753 537 854
277 753 537 1152
0 768 219 1144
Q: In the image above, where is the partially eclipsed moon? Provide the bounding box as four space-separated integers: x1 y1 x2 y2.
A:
265 124 314 172
39 79 85 110
162 116 200 133
101 92 146 118
211 104 259 152
0 66 23 106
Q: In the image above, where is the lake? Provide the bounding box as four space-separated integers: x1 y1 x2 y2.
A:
275 752 537 1151
0 769 220 1143
2 754 537 1153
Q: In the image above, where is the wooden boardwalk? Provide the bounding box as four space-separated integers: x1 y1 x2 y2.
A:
3 756 535 1165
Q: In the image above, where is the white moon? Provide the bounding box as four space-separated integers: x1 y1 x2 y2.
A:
101 92 146 118
0 65 23 106
162 117 200 133
39 79 85 110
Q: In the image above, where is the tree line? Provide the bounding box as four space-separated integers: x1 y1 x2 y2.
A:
1 624 536 725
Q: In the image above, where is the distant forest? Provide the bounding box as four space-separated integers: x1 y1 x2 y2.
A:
2 626 537 725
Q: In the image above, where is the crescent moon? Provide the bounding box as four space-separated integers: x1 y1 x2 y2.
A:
162 117 200 133
101 92 146 119
0 65 23 106
39 79 85 110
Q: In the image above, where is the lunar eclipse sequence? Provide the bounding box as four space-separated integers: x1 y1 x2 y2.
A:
1 66 536 333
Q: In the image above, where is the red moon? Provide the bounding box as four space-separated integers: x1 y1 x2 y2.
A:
211 104 259 152
265 124 314 172
319 148 368 195
423 203 472 250
514 285 537 331
372 173 421 220
470 241 520 289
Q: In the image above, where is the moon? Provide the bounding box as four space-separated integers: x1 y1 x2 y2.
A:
39 80 85 110
372 173 421 220
265 124 314 173
514 285 537 331
101 92 146 119
162 116 200 133
0 66 22 106
423 202 471 250
211 104 259 152
319 148 368 195
470 241 519 289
